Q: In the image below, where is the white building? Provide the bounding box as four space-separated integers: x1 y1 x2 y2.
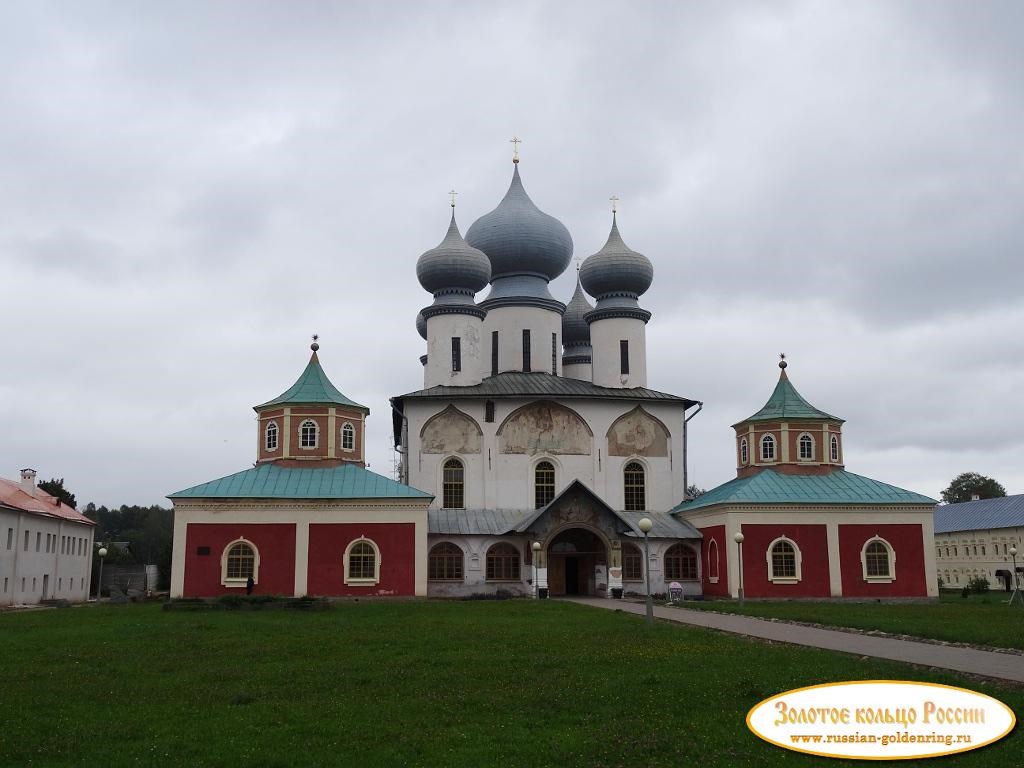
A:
393 159 704 599
933 495 1024 591
0 469 96 606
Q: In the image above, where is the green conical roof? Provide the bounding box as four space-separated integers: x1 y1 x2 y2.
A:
733 365 841 426
255 349 368 412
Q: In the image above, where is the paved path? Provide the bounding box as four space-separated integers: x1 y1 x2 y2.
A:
566 598 1024 684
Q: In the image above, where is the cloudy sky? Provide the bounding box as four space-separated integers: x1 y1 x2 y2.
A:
2 1 1022 508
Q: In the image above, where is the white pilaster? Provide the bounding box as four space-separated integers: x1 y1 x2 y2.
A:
294 521 310 596
826 521 842 596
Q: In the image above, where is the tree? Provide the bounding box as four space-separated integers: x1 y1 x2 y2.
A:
685 484 705 500
37 477 76 509
940 472 1006 505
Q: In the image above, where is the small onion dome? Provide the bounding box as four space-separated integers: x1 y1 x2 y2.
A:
415 311 427 340
562 277 594 345
466 164 573 282
579 213 653 299
416 214 491 296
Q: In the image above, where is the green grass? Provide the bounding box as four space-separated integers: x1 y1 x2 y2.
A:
0 601 1020 767
677 592 1024 650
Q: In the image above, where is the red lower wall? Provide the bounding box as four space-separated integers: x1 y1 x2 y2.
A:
307 523 416 596
839 524 927 597
699 525 729 597
183 523 297 597
740 524 830 597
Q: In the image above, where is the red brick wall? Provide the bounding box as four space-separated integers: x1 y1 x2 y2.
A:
183 523 296 597
839 524 927 597
306 523 416 596
739 523 830 597
699 524 729 597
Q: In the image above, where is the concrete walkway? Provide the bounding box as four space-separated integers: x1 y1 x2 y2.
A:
566 598 1024 684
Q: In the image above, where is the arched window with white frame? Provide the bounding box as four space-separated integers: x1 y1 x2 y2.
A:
739 438 748 465
265 421 279 451
707 538 720 583
623 461 646 511
766 536 802 583
534 460 556 509
798 432 814 461
221 538 259 587
341 422 355 452
861 536 896 583
344 537 381 585
299 419 318 449
761 434 775 461
830 434 839 462
442 458 465 509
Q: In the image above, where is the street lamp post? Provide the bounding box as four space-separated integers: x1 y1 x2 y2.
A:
639 517 654 626
95 546 108 602
532 541 542 599
733 532 745 605
1010 546 1022 608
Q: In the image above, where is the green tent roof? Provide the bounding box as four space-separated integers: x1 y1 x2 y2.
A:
169 462 431 500
672 469 936 513
256 351 367 411
734 369 841 425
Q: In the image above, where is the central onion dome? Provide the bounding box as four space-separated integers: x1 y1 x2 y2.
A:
466 164 573 310
579 213 653 300
416 213 491 308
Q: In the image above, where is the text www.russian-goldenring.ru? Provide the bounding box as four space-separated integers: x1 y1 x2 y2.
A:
790 732 972 747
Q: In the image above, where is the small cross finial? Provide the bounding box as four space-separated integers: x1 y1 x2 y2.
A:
779 352 787 370
510 135 522 163
575 254 582 274
610 194 619 214
449 189 458 208
311 333 320 353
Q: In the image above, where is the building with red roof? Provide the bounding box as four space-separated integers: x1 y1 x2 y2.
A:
0 469 96 605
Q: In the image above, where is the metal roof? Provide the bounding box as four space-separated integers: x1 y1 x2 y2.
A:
933 495 1024 534
673 469 936 513
169 462 432 500
734 368 841 426
429 508 532 535
256 351 368 412
0 478 95 525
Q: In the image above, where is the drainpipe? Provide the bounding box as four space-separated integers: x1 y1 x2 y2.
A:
682 401 704 502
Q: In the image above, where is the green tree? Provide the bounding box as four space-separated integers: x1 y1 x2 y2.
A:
37 477 76 509
685 484 705 500
940 472 1006 505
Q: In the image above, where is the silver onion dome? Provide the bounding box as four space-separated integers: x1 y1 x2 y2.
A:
416 214 491 297
562 277 593 345
466 164 573 282
415 311 427 340
579 213 653 299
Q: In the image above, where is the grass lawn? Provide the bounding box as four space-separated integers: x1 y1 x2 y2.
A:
676 592 1024 650
1 601 1021 767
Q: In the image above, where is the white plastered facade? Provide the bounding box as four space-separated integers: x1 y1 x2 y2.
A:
0 507 95 606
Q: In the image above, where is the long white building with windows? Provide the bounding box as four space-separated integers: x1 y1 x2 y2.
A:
933 495 1024 591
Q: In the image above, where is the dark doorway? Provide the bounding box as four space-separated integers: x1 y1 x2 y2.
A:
565 557 580 595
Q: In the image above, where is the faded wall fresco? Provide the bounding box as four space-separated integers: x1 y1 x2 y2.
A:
420 406 483 454
607 407 670 457
498 402 592 455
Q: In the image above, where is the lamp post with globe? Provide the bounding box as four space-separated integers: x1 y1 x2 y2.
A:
733 532 746 605
639 517 654 626
532 541 542 599
1010 546 1022 608
95 546 108 602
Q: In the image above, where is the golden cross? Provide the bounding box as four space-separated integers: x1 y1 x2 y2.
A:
510 135 522 163
610 194 619 214
449 189 458 208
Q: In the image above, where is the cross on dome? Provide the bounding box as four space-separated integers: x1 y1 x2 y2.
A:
449 189 458 208
510 135 522 163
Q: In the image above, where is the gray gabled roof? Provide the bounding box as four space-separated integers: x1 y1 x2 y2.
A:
429 508 531 535
933 494 1024 534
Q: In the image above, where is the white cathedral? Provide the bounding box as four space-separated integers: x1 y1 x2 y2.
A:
391 156 704 598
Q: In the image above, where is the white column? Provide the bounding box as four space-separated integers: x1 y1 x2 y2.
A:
294 522 310 597
826 521 842 596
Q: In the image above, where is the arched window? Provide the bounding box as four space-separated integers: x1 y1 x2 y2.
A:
624 461 645 511
739 438 748 465
300 420 318 449
344 537 380 585
708 538 720 582
428 542 464 581
486 543 520 581
830 434 839 462
861 537 895 582
798 433 814 460
664 544 698 580
265 421 278 451
767 537 801 582
341 422 355 451
622 543 643 581
534 461 556 509
761 434 775 461
442 458 464 509
221 539 259 587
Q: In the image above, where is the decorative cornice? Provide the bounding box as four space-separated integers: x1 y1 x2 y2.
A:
585 306 651 324
421 304 487 321
478 294 567 314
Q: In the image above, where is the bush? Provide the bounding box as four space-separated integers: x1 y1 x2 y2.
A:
967 576 990 595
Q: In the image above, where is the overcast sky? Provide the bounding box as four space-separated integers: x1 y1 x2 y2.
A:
2 1 1022 508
